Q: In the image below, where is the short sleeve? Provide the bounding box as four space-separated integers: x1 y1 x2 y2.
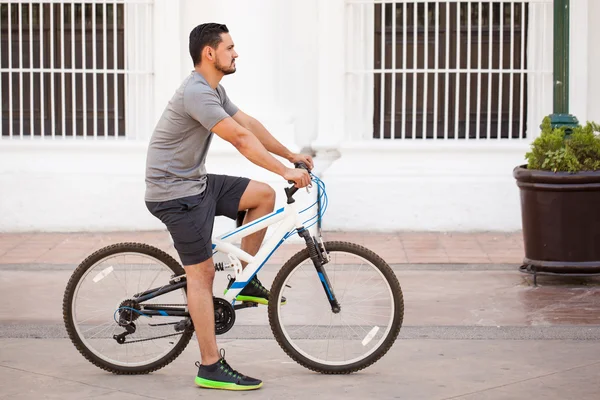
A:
217 84 239 117
183 82 231 131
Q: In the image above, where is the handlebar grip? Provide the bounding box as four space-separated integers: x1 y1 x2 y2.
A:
287 162 310 184
285 186 299 198
294 161 309 170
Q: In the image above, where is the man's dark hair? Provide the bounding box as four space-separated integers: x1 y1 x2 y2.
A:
189 23 229 65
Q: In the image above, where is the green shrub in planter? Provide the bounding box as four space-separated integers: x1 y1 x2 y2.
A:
525 116 600 173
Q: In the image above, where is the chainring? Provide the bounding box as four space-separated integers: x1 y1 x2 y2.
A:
214 297 235 335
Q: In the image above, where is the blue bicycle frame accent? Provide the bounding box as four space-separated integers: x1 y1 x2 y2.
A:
127 174 331 316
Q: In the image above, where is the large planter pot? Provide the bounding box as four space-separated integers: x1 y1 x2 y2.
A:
513 165 600 274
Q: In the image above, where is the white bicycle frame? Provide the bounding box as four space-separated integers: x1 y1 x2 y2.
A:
213 199 306 303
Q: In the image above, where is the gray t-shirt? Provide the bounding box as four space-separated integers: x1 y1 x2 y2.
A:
144 71 238 202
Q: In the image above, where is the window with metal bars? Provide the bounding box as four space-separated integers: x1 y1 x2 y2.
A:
373 1 529 139
0 2 125 137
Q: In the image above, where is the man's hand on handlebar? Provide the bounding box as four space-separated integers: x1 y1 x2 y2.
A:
284 167 311 188
287 153 314 171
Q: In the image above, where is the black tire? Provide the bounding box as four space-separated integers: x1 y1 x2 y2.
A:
268 241 404 374
62 242 194 375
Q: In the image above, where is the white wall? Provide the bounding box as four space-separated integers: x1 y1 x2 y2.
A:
0 138 316 237
0 141 161 232
1 0 596 234
320 141 529 232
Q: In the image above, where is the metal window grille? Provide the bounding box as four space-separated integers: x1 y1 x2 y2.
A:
0 0 153 139
346 0 552 140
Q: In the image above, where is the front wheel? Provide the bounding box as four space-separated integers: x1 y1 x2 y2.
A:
268 241 404 374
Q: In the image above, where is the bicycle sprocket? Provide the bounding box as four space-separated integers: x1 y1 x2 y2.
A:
118 299 141 324
214 297 235 335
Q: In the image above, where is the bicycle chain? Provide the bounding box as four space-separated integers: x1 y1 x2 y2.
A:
119 304 189 344
122 331 185 344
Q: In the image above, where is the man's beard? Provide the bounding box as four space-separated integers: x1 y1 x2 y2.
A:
215 58 236 75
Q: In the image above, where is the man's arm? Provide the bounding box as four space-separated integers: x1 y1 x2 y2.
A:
211 116 311 188
232 110 313 170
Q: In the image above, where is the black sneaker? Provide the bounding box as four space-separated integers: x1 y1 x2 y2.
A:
225 275 286 305
195 349 262 391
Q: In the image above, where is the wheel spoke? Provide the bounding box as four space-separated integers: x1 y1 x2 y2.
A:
87 321 117 339
343 310 392 319
76 308 114 325
342 289 390 306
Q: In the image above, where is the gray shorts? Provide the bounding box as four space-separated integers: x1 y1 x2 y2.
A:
146 174 250 266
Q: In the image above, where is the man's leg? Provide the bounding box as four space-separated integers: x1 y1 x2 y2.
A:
185 255 262 390
147 191 262 390
228 180 286 305
214 176 281 304
184 258 219 365
237 181 276 263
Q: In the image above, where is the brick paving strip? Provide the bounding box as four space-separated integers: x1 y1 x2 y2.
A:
0 231 525 265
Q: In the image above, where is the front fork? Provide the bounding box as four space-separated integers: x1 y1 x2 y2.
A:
298 229 340 313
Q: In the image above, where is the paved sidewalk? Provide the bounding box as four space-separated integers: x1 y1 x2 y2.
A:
2 230 600 399
1 338 599 399
0 230 525 266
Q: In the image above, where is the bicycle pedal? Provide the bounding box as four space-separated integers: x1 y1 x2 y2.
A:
233 301 259 310
174 318 193 332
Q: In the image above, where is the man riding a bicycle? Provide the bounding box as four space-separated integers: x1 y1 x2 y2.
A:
144 22 312 391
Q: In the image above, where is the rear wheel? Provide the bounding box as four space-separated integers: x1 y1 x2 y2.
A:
63 242 193 374
268 241 404 374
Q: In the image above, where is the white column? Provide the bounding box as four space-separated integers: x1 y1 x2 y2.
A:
153 0 182 131
526 0 554 140
587 0 600 122
569 0 588 124
179 0 296 150
311 0 347 162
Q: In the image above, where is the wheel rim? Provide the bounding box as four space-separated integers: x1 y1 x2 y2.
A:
70 251 188 368
275 250 396 367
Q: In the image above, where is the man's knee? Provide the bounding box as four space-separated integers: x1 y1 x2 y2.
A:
262 184 276 208
184 260 215 284
256 183 276 212
240 181 276 211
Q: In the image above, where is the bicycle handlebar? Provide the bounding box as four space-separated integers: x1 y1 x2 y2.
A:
284 162 311 203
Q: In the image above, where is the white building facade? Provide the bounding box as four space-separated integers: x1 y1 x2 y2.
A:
1 0 599 233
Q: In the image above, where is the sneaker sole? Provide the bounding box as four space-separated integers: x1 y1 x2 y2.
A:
195 377 263 391
236 296 287 305
223 291 287 306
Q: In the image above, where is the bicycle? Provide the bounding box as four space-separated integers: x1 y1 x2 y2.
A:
62 163 404 375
